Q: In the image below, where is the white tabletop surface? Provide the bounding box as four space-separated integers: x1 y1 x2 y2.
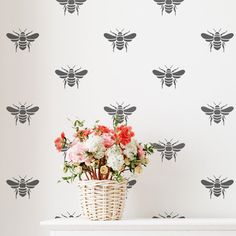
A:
40 218 236 231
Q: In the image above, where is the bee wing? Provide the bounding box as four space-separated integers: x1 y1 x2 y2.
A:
153 0 165 5
173 0 184 5
173 70 185 78
221 180 234 189
6 106 19 115
221 33 234 42
201 106 214 115
151 143 165 152
75 0 87 5
104 33 116 42
75 70 88 78
6 180 19 188
55 70 68 78
124 33 136 42
27 33 39 42
152 70 165 78
173 143 185 151
56 0 67 5
127 180 137 189
201 33 214 42
6 33 19 42
104 106 116 115
221 106 234 115
124 106 136 115
27 106 39 115
26 180 39 188
201 180 214 188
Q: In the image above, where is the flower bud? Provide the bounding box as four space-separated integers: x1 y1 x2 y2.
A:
100 165 109 175
134 165 142 174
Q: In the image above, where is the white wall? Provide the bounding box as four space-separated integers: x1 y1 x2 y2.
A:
1 0 236 236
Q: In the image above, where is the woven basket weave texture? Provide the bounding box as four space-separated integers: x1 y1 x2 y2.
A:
79 180 127 221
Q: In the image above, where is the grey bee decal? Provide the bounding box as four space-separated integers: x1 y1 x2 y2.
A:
6 103 39 125
201 176 234 199
201 30 234 52
104 29 136 52
153 212 185 218
56 0 87 15
154 0 184 15
127 180 137 189
55 66 88 88
201 103 234 125
104 102 136 124
152 66 185 88
151 139 185 162
55 211 81 219
6 176 39 199
6 29 39 52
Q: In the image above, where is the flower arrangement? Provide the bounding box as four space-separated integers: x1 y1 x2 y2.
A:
54 119 154 182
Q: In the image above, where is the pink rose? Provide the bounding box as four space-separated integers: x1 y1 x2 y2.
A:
66 142 89 164
137 145 145 159
102 133 115 148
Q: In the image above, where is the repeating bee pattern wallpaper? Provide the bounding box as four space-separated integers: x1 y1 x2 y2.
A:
1 0 236 236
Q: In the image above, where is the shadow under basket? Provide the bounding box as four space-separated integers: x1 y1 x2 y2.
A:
78 180 127 221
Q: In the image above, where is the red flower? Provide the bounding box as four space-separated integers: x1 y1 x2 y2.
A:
116 125 135 146
75 129 92 141
97 125 110 134
60 132 65 139
54 132 66 152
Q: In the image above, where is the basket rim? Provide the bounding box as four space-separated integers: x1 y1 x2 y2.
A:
78 179 127 183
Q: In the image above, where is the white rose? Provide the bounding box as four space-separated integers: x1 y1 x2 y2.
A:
106 146 124 171
94 145 106 159
85 135 105 159
123 138 138 160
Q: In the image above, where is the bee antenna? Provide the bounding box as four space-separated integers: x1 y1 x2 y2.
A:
219 28 222 33
121 102 124 105
19 175 22 179
116 102 119 106
67 65 70 69
121 28 124 32
170 138 173 142
213 175 216 179
19 28 22 33
213 29 216 33
170 65 173 69
73 65 75 69
24 29 27 33
165 65 168 69
165 138 168 142
116 28 119 32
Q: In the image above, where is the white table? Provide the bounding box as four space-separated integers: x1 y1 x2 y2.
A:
40 218 236 236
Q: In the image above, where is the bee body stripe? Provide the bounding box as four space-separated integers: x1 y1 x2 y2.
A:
165 5 173 13
19 114 27 123
165 151 173 160
67 5 76 13
116 41 124 50
213 114 222 123
67 77 76 86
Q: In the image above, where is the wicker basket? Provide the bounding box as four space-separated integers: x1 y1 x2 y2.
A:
78 180 127 221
